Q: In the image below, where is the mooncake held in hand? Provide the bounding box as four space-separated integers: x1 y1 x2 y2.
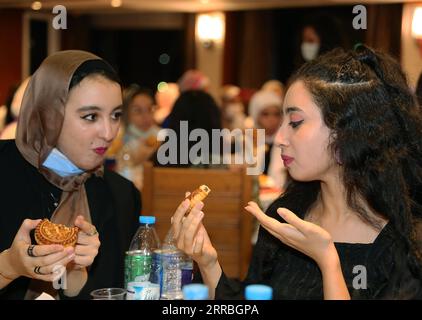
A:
35 219 79 247
185 185 211 215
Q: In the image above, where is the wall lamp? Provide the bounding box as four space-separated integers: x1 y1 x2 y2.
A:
196 12 225 49
412 7 422 56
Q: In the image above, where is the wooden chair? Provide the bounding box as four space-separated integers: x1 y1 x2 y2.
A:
142 162 254 279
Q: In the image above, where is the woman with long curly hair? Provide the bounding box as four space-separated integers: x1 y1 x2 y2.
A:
171 45 422 299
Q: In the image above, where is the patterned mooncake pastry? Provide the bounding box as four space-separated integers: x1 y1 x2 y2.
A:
35 219 79 247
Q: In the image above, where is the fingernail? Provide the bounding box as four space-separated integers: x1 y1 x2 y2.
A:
68 254 75 259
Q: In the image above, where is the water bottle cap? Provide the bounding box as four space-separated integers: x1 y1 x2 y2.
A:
182 284 208 300
139 216 156 224
244 284 273 300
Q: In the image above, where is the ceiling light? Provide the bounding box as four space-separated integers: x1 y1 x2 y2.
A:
31 1 42 10
111 0 122 8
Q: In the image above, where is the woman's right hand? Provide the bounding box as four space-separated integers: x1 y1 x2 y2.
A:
2 219 75 282
172 199 218 270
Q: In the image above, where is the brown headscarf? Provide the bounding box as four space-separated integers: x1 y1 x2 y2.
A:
16 50 115 227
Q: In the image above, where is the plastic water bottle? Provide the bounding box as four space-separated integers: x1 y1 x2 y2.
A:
181 253 194 287
159 229 185 300
244 284 273 300
125 216 161 300
183 284 209 300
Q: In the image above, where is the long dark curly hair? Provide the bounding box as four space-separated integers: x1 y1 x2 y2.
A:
280 45 422 284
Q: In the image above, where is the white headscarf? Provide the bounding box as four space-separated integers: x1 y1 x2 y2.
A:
248 90 283 128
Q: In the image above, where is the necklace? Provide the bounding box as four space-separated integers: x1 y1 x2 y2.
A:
50 192 59 208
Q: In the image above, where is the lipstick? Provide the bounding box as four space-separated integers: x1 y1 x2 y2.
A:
94 147 108 155
281 155 294 166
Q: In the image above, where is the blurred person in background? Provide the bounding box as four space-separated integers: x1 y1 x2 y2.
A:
178 69 210 93
153 90 222 168
295 14 347 69
0 77 31 140
157 69 210 129
261 80 285 100
0 84 19 134
116 84 161 190
154 82 179 126
220 84 246 131
248 90 288 190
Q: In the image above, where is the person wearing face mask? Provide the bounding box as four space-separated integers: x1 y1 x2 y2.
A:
298 14 347 64
0 51 141 299
301 26 321 62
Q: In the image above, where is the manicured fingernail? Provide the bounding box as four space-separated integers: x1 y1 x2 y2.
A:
68 254 75 259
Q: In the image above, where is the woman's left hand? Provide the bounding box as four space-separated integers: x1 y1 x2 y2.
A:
245 201 336 270
71 215 101 269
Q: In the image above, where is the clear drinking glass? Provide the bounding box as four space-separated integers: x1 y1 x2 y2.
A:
90 288 126 300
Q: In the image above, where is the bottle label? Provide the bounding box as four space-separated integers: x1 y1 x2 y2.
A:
124 252 152 289
181 266 193 287
160 250 183 300
126 281 160 300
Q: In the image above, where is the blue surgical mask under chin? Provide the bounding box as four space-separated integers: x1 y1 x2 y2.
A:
42 148 85 177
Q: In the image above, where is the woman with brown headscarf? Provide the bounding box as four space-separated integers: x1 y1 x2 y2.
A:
0 51 141 299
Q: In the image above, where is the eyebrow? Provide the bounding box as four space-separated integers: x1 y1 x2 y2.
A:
284 106 303 115
77 105 123 112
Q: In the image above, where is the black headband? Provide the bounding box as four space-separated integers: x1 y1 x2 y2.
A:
69 59 120 90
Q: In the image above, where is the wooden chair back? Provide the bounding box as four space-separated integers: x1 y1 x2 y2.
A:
142 162 254 279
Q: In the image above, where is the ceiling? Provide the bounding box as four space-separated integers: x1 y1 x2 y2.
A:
0 0 420 13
